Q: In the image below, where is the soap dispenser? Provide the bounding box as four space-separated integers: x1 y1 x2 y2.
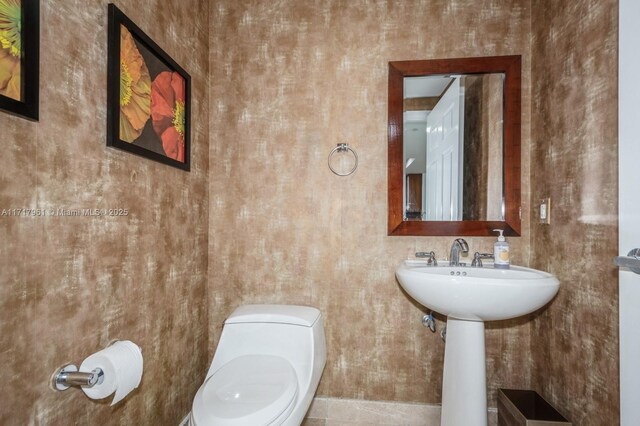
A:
493 229 510 269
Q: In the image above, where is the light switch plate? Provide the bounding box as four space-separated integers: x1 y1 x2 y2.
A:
539 198 551 224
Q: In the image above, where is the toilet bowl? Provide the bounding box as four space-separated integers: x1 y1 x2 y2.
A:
190 304 326 426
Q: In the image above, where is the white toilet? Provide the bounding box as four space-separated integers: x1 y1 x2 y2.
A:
190 304 326 426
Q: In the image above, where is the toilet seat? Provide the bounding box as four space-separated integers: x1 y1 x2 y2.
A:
192 354 299 426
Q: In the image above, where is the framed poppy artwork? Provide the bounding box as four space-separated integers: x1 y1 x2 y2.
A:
0 0 39 121
107 4 190 171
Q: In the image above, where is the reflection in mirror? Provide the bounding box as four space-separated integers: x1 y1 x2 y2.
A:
388 55 521 237
403 73 504 221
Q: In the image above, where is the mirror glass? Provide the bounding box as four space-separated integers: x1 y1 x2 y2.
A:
403 73 504 221
388 56 521 237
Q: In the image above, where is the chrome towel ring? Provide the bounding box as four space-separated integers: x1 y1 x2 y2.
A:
328 143 358 176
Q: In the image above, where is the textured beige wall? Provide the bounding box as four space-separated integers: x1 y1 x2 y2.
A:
530 0 619 424
0 1 209 424
0 1 618 423
209 0 533 406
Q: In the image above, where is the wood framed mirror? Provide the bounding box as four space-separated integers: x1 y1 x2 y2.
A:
388 55 521 236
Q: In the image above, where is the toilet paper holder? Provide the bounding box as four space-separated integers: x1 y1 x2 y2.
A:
51 364 105 391
50 339 123 392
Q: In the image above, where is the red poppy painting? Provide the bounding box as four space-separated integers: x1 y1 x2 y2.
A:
0 0 22 102
0 0 38 120
107 4 190 171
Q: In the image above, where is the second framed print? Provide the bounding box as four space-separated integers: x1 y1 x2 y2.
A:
0 0 39 121
107 3 191 171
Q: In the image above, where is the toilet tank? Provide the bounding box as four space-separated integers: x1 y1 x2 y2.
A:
206 305 326 395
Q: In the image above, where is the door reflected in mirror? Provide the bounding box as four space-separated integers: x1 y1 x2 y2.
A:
403 73 504 221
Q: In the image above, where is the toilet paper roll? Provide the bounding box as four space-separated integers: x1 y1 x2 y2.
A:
80 340 143 405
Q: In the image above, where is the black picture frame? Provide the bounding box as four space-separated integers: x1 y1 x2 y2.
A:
0 0 39 121
107 4 191 171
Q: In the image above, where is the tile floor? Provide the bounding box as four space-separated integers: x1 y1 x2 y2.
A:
302 397 498 425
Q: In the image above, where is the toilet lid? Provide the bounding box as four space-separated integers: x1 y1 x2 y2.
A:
192 355 298 426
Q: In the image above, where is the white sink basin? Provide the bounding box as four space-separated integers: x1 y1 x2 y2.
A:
396 262 559 321
396 260 560 426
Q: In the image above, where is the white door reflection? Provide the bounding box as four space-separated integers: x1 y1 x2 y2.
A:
402 73 504 222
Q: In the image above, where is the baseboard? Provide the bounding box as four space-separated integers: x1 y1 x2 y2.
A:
183 396 497 425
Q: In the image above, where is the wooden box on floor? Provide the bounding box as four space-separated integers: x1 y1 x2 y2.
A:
498 389 571 426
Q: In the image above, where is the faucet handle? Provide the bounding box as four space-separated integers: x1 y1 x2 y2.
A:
415 251 438 266
472 252 494 267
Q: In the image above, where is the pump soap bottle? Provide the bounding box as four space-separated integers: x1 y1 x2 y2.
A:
493 229 510 269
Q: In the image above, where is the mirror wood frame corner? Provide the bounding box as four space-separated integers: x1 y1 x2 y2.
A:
387 55 522 237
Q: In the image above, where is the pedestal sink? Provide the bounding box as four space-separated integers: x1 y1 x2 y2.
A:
396 261 559 426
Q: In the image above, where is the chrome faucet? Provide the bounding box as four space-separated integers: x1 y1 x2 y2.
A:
449 238 469 266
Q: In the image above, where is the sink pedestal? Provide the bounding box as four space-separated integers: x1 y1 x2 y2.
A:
441 318 487 426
